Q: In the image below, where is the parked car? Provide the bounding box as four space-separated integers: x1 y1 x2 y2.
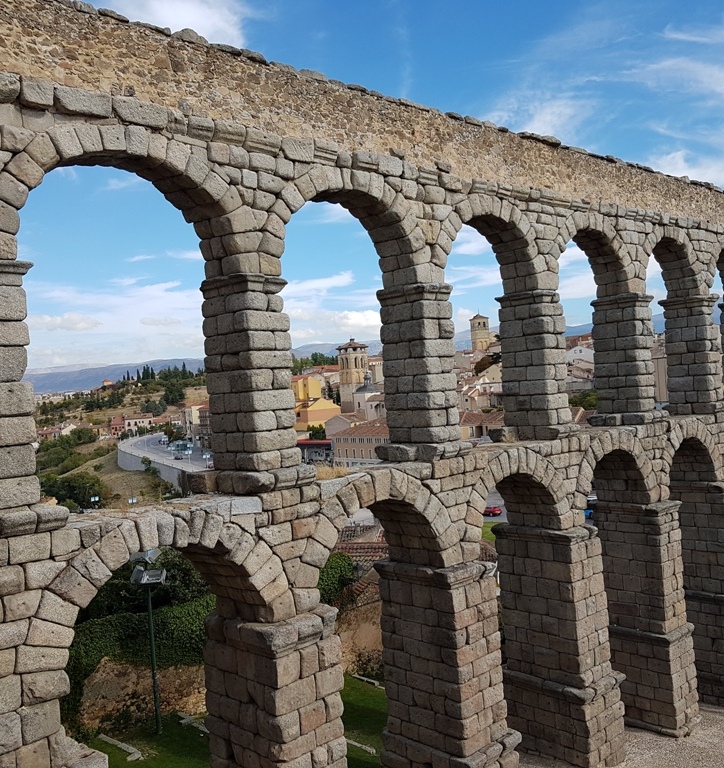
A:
584 493 597 520
484 505 503 517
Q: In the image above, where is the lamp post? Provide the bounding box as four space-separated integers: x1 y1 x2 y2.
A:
130 549 166 735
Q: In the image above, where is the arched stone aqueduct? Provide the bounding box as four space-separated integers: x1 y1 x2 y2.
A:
3 2 724 767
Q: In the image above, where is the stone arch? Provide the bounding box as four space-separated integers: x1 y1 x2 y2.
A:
666 425 724 706
576 430 658 508
643 226 707 297
664 418 721 482
46 507 293 623
560 211 641 296
449 196 570 438
319 467 462 568
279 165 428 280
2 504 299 768
467 447 570 529
585 434 700 735
643 227 723 416
450 193 540 291
467 448 624 764
560 213 656 421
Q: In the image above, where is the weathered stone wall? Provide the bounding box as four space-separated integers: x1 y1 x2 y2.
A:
2 0 724 221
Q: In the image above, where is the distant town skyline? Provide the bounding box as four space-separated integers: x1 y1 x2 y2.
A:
20 0 724 369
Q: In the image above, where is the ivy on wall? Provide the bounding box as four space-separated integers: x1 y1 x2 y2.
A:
63 594 215 732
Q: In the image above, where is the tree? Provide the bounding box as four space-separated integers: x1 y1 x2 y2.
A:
308 424 326 439
163 381 185 405
40 472 108 509
474 352 502 376
569 390 598 410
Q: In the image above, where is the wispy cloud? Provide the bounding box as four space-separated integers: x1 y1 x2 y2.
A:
662 22 724 45
29 312 102 332
127 255 157 263
139 316 182 326
632 58 724 97
447 265 503 294
110 276 144 287
108 0 260 47
282 271 355 300
102 175 145 192
168 249 203 261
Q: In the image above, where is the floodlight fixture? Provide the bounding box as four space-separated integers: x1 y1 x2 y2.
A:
130 564 167 586
130 548 162 565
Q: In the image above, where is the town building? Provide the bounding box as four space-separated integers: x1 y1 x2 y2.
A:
336 338 369 412
332 417 389 466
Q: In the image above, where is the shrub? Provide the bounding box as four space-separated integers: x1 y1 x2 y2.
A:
318 552 354 606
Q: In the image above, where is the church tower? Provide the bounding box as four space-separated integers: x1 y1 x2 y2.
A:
336 338 369 412
470 313 492 352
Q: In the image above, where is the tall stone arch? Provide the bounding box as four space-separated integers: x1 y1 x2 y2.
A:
643 227 723 415
467 447 625 766
586 438 699 736
665 421 724 705
560 212 655 424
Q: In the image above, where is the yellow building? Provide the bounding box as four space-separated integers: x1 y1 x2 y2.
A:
295 398 341 431
470 313 493 352
292 375 322 402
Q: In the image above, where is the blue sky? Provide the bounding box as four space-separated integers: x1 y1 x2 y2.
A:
19 0 724 369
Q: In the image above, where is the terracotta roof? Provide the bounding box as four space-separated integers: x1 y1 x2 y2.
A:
333 417 389 438
337 338 369 351
459 410 488 426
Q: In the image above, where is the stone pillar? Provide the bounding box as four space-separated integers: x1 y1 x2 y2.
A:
589 293 656 426
593 500 699 735
671 480 724 705
205 606 345 768
496 289 571 441
0 259 41 517
659 294 723 415
494 524 625 767
375 559 520 768
201 272 313 495
377 283 470 462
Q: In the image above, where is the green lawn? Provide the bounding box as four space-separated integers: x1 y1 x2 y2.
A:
88 676 388 768
482 521 498 543
88 715 209 768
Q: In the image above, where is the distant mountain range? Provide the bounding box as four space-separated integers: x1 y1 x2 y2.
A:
24 313 672 394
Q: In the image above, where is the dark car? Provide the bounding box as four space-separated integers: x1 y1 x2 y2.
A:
484 505 503 517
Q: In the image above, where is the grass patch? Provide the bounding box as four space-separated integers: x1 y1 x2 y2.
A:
482 522 498 543
342 675 387 760
88 715 208 768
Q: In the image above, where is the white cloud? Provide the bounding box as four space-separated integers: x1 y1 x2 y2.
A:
450 227 494 257
446 265 503 293
127 255 157 263
662 23 724 45
108 0 258 47
558 272 597 301
110 276 144 287
139 316 182 326
308 203 358 226
53 167 78 182
489 93 597 144
102 175 145 192
646 149 724 187
559 244 588 269
282 271 355 300
29 313 103 332
168 249 204 261
632 58 724 98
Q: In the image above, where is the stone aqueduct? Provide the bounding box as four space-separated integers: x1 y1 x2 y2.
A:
2 1 724 767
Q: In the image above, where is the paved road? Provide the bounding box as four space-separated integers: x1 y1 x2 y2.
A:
124 434 213 473
482 489 508 523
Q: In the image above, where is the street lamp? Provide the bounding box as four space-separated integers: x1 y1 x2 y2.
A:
130 548 166 735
